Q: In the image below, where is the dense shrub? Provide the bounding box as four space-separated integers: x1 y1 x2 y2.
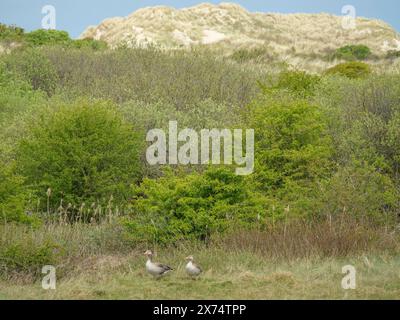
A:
16 100 144 213
319 161 398 222
124 167 266 244
314 75 400 221
321 75 400 179
41 46 262 108
259 70 320 98
3 48 59 95
25 29 71 46
0 238 62 278
0 163 39 225
0 24 108 51
120 99 240 132
0 62 44 121
333 45 372 61
70 38 108 50
0 23 24 41
247 97 333 216
325 61 371 79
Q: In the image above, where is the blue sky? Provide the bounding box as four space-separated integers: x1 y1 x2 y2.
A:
0 0 399 38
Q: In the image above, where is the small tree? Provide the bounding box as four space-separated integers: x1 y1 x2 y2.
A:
248 97 333 216
17 100 144 213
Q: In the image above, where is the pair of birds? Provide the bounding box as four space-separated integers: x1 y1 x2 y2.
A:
144 250 202 278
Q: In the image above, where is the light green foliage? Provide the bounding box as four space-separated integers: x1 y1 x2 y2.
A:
124 167 266 244
325 61 371 79
0 23 24 41
25 29 71 46
259 70 321 98
0 163 39 225
0 66 43 225
248 97 333 216
16 100 144 212
70 38 108 50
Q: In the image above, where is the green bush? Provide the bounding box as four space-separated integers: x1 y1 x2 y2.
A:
320 161 398 222
334 45 372 61
0 23 25 41
248 97 333 216
1 25 108 51
0 61 45 121
16 100 144 214
70 38 108 50
25 29 71 46
259 70 320 98
3 48 59 95
0 163 39 225
325 62 371 79
0 238 61 277
123 167 266 244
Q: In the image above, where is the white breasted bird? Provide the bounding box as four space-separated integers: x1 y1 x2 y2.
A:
185 255 202 278
144 250 173 278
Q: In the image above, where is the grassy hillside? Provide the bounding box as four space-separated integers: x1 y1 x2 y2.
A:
81 3 400 71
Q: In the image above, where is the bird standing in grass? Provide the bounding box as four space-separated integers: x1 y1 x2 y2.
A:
185 255 202 278
144 250 173 278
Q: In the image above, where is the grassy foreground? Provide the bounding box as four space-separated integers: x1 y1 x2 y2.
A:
1 250 400 300
1 219 399 300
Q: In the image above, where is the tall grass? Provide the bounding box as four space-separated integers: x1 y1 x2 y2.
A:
218 215 400 260
1 214 398 281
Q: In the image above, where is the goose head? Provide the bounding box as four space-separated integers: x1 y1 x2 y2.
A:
185 255 194 262
144 250 154 259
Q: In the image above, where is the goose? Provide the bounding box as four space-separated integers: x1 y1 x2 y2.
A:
185 255 202 278
144 250 173 278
